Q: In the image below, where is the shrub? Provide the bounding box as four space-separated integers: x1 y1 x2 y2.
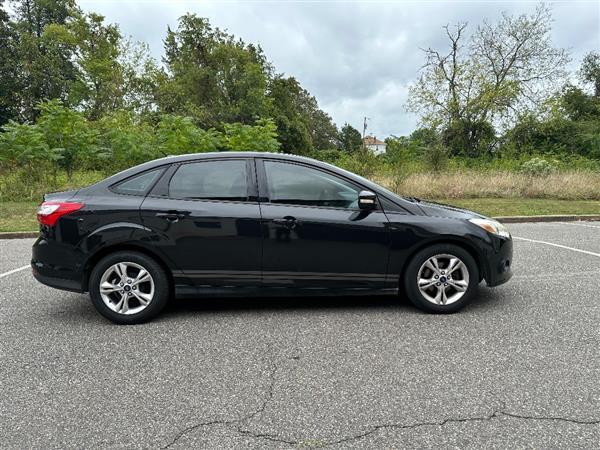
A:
0 121 49 170
223 118 280 152
95 111 158 171
521 157 558 176
334 148 382 178
36 100 100 180
423 143 449 172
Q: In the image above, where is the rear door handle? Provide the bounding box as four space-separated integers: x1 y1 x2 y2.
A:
155 210 190 222
272 216 298 229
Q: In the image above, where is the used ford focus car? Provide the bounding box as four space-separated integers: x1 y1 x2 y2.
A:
32 152 512 324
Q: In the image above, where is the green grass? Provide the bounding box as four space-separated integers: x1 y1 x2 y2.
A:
437 198 600 217
1 198 599 233
0 201 39 232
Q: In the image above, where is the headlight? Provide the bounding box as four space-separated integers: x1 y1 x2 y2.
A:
469 218 511 238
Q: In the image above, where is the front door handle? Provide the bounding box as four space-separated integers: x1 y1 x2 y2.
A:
155 210 190 222
272 216 298 229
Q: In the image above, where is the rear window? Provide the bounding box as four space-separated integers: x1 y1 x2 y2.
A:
168 160 248 201
113 168 163 196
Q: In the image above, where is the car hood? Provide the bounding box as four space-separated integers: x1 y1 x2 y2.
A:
416 200 487 220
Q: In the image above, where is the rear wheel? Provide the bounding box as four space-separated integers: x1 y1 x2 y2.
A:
404 244 479 313
89 251 170 324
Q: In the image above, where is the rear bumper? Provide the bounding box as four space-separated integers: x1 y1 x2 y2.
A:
483 236 513 287
31 264 84 293
31 237 85 293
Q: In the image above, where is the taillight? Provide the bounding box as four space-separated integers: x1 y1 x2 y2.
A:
37 202 84 227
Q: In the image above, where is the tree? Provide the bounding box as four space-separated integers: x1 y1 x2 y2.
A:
267 75 338 154
267 75 339 154
156 14 272 128
307 107 339 151
64 13 124 119
338 123 362 153
268 76 313 154
11 0 81 122
119 40 161 116
561 85 599 122
501 51 600 159
0 0 20 125
407 4 570 156
580 52 600 98
4 1 157 122
157 16 337 152
504 64 600 159
42 12 126 119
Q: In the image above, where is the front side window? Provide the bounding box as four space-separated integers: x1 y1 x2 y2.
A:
113 168 163 196
264 161 360 208
169 160 248 201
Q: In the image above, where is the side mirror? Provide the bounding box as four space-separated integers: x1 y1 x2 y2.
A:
358 190 377 210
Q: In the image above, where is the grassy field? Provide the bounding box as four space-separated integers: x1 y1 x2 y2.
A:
439 198 600 217
0 202 38 232
1 198 599 233
375 171 600 200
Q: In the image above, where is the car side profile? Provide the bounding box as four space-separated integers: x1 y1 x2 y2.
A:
32 152 513 324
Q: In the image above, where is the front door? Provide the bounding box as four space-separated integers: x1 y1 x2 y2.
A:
257 159 391 290
140 158 262 287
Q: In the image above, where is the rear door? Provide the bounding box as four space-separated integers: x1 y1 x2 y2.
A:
140 158 262 287
257 159 392 290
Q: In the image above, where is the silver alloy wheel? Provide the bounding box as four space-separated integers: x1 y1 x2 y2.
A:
99 262 154 315
417 253 470 305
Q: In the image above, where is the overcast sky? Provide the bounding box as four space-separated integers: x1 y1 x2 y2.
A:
79 0 599 138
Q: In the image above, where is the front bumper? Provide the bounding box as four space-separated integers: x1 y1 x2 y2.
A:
483 236 513 287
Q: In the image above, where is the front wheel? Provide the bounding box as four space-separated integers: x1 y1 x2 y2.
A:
404 244 479 313
89 251 170 324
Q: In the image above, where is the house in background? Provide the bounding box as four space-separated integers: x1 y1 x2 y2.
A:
363 135 387 155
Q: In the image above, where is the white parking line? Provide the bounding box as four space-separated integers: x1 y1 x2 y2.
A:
562 221 600 230
513 236 600 258
0 265 30 279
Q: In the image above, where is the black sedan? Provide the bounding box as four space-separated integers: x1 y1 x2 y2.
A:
32 152 513 324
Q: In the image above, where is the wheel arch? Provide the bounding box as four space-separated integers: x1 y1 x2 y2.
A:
82 243 174 293
397 237 484 289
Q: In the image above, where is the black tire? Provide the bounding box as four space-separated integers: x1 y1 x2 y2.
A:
403 244 479 314
89 251 170 324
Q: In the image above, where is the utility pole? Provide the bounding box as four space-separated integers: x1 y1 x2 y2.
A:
362 117 370 140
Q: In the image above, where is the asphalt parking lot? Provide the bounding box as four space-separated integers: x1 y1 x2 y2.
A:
1 221 599 448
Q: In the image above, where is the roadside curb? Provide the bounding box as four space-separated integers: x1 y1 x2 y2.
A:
0 232 38 239
495 214 600 224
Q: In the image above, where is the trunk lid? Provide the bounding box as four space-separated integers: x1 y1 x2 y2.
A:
42 189 80 203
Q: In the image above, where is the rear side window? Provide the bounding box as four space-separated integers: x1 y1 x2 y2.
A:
113 168 163 196
169 160 248 201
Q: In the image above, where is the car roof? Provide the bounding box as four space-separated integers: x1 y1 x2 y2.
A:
150 151 321 165
110 152 340 181
90 152 329 189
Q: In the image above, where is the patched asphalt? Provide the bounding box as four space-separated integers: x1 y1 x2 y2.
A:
0 222 599 448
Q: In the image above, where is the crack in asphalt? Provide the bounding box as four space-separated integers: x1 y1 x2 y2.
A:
162 357 279 449
163 360 600 449
325 408 600 448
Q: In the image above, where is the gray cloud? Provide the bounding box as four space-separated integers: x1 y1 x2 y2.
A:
80 0 599 138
